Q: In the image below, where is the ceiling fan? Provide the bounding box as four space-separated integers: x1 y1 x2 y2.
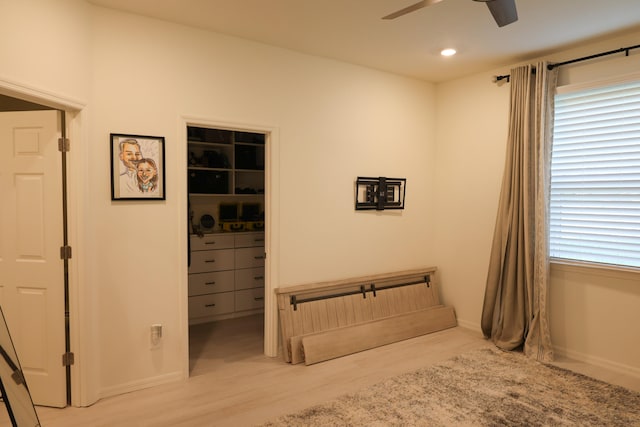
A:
383 0 518 27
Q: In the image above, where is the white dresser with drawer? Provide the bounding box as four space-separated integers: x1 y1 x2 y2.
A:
189 232 265 323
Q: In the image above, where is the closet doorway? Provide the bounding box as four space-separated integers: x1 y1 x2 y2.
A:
186 123 267 375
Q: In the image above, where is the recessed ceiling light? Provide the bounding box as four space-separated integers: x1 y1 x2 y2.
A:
441 48 457 57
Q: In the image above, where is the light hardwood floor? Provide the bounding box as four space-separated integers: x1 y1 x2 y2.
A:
5 315 640 427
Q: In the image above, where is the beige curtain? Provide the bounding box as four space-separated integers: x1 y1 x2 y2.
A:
481 62 558 361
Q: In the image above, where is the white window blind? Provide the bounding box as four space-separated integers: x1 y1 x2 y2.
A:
550 79 640 269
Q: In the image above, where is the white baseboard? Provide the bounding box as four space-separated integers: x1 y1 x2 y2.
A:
456 318 482 334
554 345 640 380
456 318 640 381
98 371 184 401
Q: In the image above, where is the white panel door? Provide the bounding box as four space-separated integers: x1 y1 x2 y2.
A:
0 110 66 407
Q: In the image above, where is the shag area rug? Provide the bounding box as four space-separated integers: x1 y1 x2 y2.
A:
261 348 640 426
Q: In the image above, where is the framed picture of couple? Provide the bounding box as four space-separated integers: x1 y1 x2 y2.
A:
110 133 166 200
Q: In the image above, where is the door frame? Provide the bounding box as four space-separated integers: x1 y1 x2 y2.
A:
179 116 280 376
0 77 86 406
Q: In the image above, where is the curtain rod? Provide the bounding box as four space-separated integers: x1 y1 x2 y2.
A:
494 43 640 83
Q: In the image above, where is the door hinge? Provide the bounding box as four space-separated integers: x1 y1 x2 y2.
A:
60 245 72 260
58 137 70 152
62 352 74 366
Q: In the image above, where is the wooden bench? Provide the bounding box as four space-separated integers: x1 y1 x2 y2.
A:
275 267 457 365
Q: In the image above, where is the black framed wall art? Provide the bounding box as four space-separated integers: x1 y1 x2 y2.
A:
110 133 166 200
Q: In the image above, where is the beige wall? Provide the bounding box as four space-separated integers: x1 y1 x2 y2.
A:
1 0 638 406
434 31 640 377
1 1 436 404
87 6 437 400
433 70 509 331
0 0 90 103
547 34 640 376
0 0 96 405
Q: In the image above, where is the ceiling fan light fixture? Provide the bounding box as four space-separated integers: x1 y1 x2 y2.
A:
383 0 517 27
441 48 457 57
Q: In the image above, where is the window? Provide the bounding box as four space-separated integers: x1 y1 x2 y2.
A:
550 78 640 269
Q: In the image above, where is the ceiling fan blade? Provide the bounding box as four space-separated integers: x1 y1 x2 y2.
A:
485 0 518 27
382 0 445 20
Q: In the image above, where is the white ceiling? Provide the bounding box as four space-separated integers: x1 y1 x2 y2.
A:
88 0 640 82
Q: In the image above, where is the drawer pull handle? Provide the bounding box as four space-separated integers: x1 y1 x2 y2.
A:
205 281 216 285
254 276 264 280
254 296 264 301
254 238 265 242
205 259 216 263
205 241 217 245
205 303 216 307
254 255 265 260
